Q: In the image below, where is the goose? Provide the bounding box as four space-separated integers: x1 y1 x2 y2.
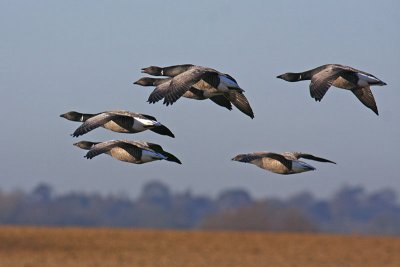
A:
134 77 233 110
60 110 174 138
232 151 336 175
140 64 254 119
277 64 386 115
73 140 182 164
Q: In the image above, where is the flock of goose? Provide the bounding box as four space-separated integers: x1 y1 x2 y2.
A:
61 63 386 175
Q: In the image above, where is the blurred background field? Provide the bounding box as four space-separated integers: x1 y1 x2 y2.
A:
1 226 399 267
1 181 399 235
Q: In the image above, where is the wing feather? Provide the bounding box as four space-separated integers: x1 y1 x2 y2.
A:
72 113 122 137
352 87 379 115
85 141 141 159
290 152 336 164
226 92 254 118
310 67 343 101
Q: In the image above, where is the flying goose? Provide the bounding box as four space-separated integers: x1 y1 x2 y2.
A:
74 140 181 164
140 64 254 118
277 64 387 115
134 77 233 110
60 110 174 138
232 151 336 175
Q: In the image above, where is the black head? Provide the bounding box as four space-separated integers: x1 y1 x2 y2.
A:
141 66 163 76
276 72 302 82
73 141 98 150
134 77 157 86
60 111 82 121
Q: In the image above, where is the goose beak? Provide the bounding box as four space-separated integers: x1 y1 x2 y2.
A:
276 74 283 79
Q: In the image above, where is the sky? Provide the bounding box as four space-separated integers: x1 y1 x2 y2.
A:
1 0 399 199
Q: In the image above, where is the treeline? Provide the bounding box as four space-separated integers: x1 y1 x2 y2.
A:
0 181 399 235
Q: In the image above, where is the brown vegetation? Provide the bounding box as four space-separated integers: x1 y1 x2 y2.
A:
0 226 399 267
201 202 317 232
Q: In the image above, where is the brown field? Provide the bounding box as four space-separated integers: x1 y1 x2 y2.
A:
0 226 399 267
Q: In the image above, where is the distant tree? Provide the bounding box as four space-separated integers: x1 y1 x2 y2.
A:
0 190 25 223
331 185 367 220
0 181 399 235
139 181 171 207
216 189 253 211
31 183 53 203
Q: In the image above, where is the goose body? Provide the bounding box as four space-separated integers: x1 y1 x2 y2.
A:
277 64 386 115
60 110 174 137
74 140 181 165
232 151 335 175
134 77 233 110
138 64 254 118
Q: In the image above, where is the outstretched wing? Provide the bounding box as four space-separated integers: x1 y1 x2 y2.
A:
209 95 233 110
289 152 336 164
139 113 158 121
262 152 293 169
351 87 379 115
147 81 172 103
72 113 128 137
225 92 254 119
148 67 218 106
85 140 141 159
232 153 264 163
310 67 343 101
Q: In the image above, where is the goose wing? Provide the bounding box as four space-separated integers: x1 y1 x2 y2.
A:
288 152 336 164
138 141 163 152
225 91 254 119
149 125 175 138
139 113 158 121
148 67 219 105
140 114 175 138
352 86 379 115
310 66 344 101
147 81 171 103
262 152 293 169
209 95 233 110
72 112 131 137
124 141 181 164
232 153 265 163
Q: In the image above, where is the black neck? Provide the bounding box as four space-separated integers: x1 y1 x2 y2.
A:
80 113 95 122
295 70 313 81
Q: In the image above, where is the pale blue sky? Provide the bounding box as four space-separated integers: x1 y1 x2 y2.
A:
1 0 399 198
